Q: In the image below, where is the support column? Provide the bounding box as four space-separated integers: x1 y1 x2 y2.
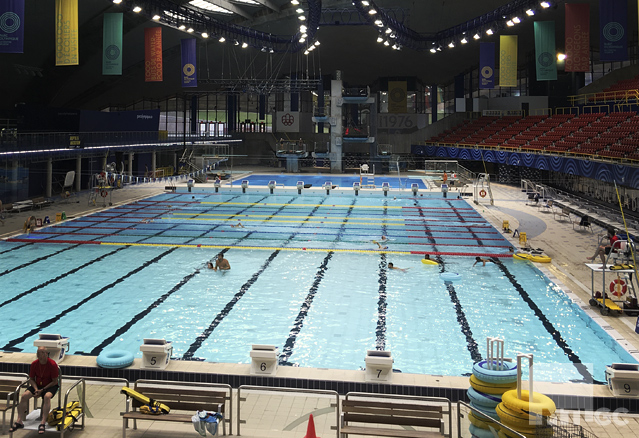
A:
330 75 343 173
46 158 53 198
151 152 157 176
128 153 134 176
75 157 81 192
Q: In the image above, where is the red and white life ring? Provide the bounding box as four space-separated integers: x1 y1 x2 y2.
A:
479 189 487 198
100 189 109 198
610 278 628 297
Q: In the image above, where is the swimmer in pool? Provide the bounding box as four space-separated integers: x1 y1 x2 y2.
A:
231 220 245 228
213 253 230 271
373 240 388 250
472 256 494 267
388 262 409 272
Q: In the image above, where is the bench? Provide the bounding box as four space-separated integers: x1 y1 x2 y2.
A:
340 394 451 438
121 380 231 437
553 207 571 222
0 373 28 434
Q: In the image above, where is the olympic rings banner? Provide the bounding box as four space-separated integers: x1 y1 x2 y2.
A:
534 21 557 81
479 43 495 89
499 35 517 88
0 0 24 53
55 0 78 66
565 3 590 72
102 13 123 76
144 27 163 82
181 38 197 88
599 0 627 61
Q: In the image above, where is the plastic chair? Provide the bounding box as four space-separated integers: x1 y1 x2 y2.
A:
573 215 593 233
60 171 76 203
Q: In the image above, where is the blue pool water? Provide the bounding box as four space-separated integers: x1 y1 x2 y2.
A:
238 174 429 189
0 191 635 383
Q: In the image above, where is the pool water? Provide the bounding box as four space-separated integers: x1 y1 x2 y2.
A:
0 191 635 383
238 174 430 189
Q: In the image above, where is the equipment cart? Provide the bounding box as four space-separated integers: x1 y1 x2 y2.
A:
587 263 637 316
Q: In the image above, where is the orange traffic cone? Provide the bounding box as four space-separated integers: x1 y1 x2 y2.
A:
304 414 319 438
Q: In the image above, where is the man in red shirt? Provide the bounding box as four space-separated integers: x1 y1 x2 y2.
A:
587 228 619 267
9 346 59 434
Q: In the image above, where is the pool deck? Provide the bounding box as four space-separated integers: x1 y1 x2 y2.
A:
2 170 639 437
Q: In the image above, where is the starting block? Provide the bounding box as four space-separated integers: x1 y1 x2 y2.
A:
33 334 69 364
364 350 393 382
606 363 639 397
140 338 173 369
250 345 279 375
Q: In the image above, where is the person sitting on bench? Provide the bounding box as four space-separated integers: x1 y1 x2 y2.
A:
9 347 59 434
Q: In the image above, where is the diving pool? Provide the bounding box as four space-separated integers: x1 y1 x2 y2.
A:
0 190 635 383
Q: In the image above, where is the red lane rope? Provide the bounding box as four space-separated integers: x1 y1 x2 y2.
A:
7 238 101 245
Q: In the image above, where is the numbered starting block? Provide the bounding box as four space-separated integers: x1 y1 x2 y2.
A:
33 333 69 364
140 338 173 370
250 345 279 376
606 363 639 397
364 350 393 382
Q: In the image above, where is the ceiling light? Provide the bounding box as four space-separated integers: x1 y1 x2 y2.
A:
385 28 392 34
202 32 208 38
314 41 320 46
448 42 455 48
512 17 521 23
383 40 390 46
304 50 309 55
269 48 274 53
473 33 480 40
241 42 248 48
299 37 305 43
133 6 142 12
178 25 186 30
296 8 304 13
486 28 493 35
506 20 514 26
112 0 122 3
461 37 467 44
261 47 266 52
377 36 383 43
187 28 194 33
368 9 377 14
361 1 370 5
300 25 307 32
152 14 160 20
430 47 436 53
298 15 306 20
291 0 299 4
526 9 535 16
540 1 550 8
557 53 566 61
374 19 383 27
234 40 239 45
219 36 226 42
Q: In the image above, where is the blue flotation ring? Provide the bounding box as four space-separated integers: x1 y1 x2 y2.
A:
467 387 502 408
469 402 500 420
440 272 462 282
472 360 518 384
97 350 134 369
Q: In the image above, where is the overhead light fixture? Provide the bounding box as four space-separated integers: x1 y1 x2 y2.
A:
526 9 535 16
113 0 122 3
152 14 160 21
298 15 306 20
291 0 299 4
385 27 392 34
368 8 377 14
461 37 467 44
178 24 186 30
361 1 370 5
299 37 305 43
383 40 390 46
304 50 309 55
448 42 455 48
241 42 248 48
430 47 437 53
202 32 208 38
261 47 267 52
377 36 383 43
234 40 239 45
314 41 320 46
133 6 142 12
506 20 514 26
296 8 303 13
219 36 226 42
187 28 194 33
512 17 521 24
557 53 566 61
540 1 550 8
486 28 493 35
374 19 383 27
269 48 274 53
473 33 480 40
300 25 307 32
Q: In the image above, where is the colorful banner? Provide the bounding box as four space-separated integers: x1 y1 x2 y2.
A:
599 0 627 61
388 81 407 113
102 13 123 75
144 27 162 82
0 0 24 53
534 21 557 81
181 38 197 87
55 0 79 65
565 3 590 72
479 43 495 89
499 35 518 87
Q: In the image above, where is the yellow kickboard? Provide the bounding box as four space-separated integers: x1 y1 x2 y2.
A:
596 298 622 311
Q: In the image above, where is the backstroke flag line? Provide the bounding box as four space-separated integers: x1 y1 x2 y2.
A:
565 3 590 72
144 27 162 82
0 0 24 53
534 21 557 81
479 42 495 89
499 35 517 87
55 0 79 65
181 38 197 88
102 13 123 75
599 0 627 61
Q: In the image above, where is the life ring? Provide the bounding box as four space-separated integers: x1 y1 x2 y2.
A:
468 412 495 430
496 402 546 428
479 189 487 198
501 389 556 417
440 272 461 282
469 375 516 395
467 386 502 408
469 402 500 420
469 424 498 438
96 350 134 369
100 189 109 198
610 278 628 297
472 360 518 384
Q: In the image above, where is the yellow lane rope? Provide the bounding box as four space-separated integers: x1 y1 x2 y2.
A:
200 201 408 209
99 241 411 254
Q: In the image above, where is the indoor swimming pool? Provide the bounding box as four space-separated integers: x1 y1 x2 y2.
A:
0 190 635 383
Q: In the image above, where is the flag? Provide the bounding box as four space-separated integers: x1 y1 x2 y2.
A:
0 0 25 53
534 21 557 81
181 38 197 87
599 0 627 61
499 35 517 87
388 81 407 113
479 43 495 89
102 13 123 75
144 27 162 82
565 3 590 72
55 0 79 65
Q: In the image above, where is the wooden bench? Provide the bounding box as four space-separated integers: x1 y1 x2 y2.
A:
340 394 451 438
121 380 231 438
0 373 28 435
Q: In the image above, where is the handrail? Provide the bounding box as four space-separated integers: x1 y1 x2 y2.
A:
59 378 86 438
457 400 526 438
237 385 339 437
569 89 639 106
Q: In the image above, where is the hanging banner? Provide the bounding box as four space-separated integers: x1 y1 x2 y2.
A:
0 0 24 53
534 21 557 81
144 27 162 82
565 3 590 72
599 0 627 61
181 38 197 87
479 42 495 89
499 35 518 87
102 13 123 75
55 0 79 65
388 81 407 113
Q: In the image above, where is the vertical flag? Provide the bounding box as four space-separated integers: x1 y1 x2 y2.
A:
599 0 627 61
144 27 162 82
388 81 407 113
0 0 24 53
102 13 123 75
534 21 557 81
181 38 197 88
499 35 518 87
565 3 590 72
479 42 495 89
55 0 79 65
